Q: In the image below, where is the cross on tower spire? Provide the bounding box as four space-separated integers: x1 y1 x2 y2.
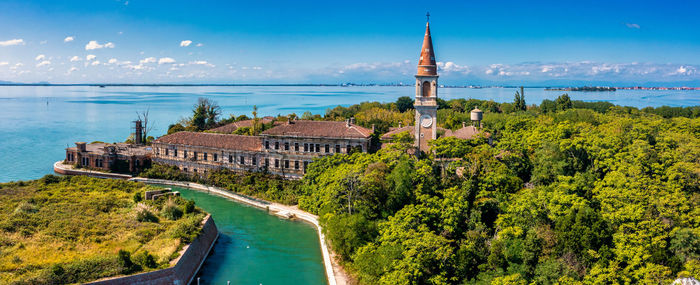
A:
426 12 430 22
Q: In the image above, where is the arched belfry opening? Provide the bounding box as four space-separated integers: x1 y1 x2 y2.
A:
422 81 431 97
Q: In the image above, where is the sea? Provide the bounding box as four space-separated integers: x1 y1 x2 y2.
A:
0 85 699 183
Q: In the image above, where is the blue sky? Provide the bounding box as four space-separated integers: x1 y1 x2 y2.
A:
1 0 699 85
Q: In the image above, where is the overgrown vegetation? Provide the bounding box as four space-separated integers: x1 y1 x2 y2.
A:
151 93 699 284
0 176 206 284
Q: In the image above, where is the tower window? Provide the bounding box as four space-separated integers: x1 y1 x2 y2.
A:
422 81 431 97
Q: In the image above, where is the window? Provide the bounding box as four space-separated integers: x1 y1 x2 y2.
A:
346 145 351 153
229 155 233 163
82 157 88 166
315 144 320 152
183 167 188 172
275 159 279 168
265 141 270 149
294 161 299 170
324 144 329 153
335 145 340 153
265 158 269 167
294 143 299 152
304 161 309 173
165 148 169 156
240 156 245 165
184 150 188 158
357 145 363 152
213 153 218 162
275 142 279 150
304 143 308 152
66 153 71 161
284 142 289 151
252 157 257 166
193 152 198 161
193 169 198 173
174 149 178 157
284 160 289 169
204 152 208 161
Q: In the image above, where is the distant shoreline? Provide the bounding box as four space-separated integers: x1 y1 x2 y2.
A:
1 83 699 90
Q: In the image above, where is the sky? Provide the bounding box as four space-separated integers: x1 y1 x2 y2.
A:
1 0 699 85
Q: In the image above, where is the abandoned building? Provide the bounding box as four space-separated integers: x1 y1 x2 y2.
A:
151 119 374 179
63 120 152 173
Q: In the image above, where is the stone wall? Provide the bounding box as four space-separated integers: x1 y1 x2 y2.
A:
86 215 219 285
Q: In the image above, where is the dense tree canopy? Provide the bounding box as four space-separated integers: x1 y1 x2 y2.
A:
299 100 700 284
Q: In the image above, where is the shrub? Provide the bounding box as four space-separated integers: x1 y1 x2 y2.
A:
183 199 195 214
168 215 202 243
133 250 157 268
161 199 183 221
135 203 159 223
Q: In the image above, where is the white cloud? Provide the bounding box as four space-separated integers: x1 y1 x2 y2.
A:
36 60 51 67
40 40 48 45
0 62 8 66
35 54 45 61
67 67 78 74
64 36 74 42
196 43 203 47
625 23 641 29
108 58 118 64
158 57 176 64
140 57 156 64
91 60 100 66
70 56 81 62
86 54 96 61
180 40 192 47
0 39 25 46
85 40 115 50
189 60 214 67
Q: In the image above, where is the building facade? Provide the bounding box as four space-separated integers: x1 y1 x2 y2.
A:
151 119 373 179
64 142 151 173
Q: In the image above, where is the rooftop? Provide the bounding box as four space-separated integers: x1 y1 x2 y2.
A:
154 132 262 151
261 120 373 139
209 117 279 134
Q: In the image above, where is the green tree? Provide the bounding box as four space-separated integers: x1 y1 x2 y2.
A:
396 96 414 113
555 93 573 111
514 86 526 111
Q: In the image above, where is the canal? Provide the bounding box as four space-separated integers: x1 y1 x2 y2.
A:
168 186 327 285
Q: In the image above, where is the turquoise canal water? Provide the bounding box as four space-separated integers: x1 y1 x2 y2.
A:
168 186 327 285
1 85 699 182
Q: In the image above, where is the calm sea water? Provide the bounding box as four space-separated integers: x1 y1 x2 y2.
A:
171 186 327 285
0 85 699 183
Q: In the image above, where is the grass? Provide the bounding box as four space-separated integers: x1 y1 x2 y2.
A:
0 175 206 284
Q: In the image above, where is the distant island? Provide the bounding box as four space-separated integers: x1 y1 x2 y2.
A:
545 86 616 92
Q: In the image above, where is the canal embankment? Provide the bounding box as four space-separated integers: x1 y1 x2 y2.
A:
129 177 347 285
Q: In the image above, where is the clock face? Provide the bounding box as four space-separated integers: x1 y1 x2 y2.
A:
420 114 433 128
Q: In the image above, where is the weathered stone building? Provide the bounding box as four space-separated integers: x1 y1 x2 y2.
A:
64 142 151 173
151 119 373 178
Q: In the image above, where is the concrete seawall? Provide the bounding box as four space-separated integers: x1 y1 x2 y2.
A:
86 214 219 285
129 177 343 285
53 161 133 179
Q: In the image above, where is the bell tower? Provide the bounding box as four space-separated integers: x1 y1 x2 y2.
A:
414 15 438 153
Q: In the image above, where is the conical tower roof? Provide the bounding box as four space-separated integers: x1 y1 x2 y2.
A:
417 21 437 76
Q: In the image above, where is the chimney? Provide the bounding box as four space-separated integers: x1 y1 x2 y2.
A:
287 117 293 124
350 117 355 125
134 120 143 145
462 121 466 128
371 124 375 132
345 119 350 127
76 142 87 152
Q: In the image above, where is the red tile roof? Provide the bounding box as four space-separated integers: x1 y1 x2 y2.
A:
380 126 414 140
155 132 262 151
209 118 276 134
261 120 373 139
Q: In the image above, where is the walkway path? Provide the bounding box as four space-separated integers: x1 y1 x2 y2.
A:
129 178 349 285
